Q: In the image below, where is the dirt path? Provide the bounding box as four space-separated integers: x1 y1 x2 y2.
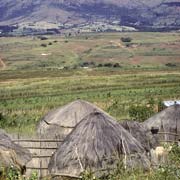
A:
0 57 6 69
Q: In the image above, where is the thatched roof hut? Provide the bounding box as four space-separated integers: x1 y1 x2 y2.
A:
37 100 108 139
0 129 31 173
49 112 150 177
143 104 180 141
120 121 158 152
37 100 111 177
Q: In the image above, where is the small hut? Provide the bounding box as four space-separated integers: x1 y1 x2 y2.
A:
143 104 180 141
37 100 109 139
0 129 31 174
120 121 158 152
37 100 110 177
48 112 150 178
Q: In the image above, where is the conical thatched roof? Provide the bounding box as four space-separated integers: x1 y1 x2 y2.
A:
49 112 149 177
143 104 180 141
0 129 32 173
120 121 158 151
37 100 109 139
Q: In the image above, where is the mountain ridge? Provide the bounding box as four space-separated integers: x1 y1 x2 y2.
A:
0 0 180 30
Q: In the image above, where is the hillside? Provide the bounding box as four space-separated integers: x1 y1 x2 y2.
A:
0 0 180 31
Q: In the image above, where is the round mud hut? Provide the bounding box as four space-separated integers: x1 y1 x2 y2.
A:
143 104 180 141
120 121 158 152
0 129 32 174
37 100 109 139
48 112 150 178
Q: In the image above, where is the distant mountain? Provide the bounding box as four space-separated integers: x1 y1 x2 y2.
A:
0 0 180 30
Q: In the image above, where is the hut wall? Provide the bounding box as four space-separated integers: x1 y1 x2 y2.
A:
12 137 62 178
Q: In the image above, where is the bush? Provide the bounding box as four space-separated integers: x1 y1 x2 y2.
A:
80 62 95 68
129 104 155 122
104 63 113 67
121 37 132 43
81 170 97 180
150 145 180 180
3 167 21 180
0 112 4 121
40 43 47 47
158 99 164 112
113 63 121 68
165 63 176 67
97 63 103 67
0 167 38 180
0 113 6 128
38 36 48 40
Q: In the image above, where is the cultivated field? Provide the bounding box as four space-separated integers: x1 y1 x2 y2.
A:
0 32 180 135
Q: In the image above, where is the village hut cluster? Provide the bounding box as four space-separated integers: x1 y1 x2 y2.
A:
1 100 180 179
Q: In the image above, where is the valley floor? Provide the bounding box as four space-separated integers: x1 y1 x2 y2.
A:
0 32 180 135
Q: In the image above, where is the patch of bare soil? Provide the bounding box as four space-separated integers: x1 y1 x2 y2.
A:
0 57 6 69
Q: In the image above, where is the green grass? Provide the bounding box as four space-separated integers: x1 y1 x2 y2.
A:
0 68 180 135
1 32 180 70
0 32 180 135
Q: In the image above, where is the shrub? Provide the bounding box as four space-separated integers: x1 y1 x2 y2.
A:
113 63 121 68
121 37 132 43
129 104 154 122
38 36 48 40
0 112 4 121
0 113 6 128
158 99 164 112
150 145 180 180
6 167 22 180
165 63 176 67
80 62 89 67
80 62 95 67
81 170 97 180
97 63 103 67
0 167 38 180
104 63 113 67
28 171 38 180
40 43 47 47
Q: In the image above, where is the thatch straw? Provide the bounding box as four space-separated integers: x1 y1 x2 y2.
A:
120 120 158 152
37 100 112 177
49 112 150 177
0 129 32 173
144 104 180 141
37 100 109 139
